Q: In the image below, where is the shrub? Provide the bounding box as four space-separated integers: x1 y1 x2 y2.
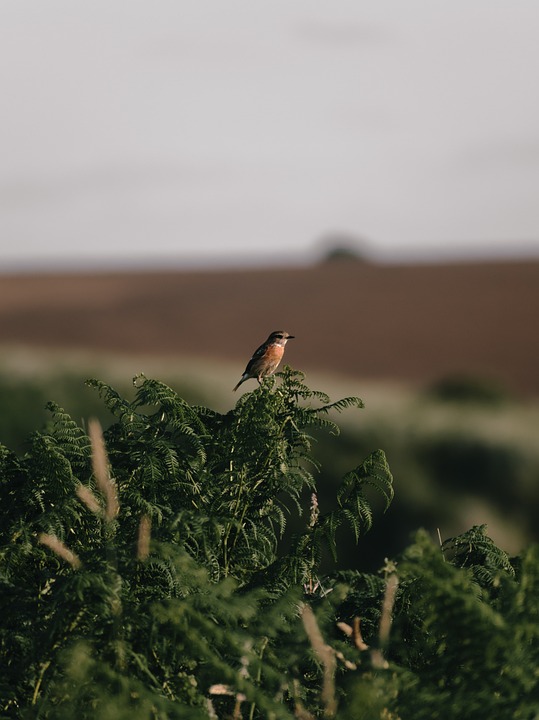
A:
1 368 538 718
425 374 510 405
0 368 391 717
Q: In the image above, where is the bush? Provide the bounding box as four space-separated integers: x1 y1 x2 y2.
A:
425 374 510 405
1 368 538 718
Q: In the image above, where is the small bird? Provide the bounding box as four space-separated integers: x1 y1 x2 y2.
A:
233 331 295 391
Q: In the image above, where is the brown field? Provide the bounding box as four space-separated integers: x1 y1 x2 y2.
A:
1 258 538 395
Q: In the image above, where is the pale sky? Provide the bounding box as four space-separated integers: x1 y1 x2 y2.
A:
1 1 539 270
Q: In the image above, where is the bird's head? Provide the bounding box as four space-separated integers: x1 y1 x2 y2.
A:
267 331 295 346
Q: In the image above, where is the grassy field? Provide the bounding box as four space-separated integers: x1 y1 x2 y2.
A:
1 259 538 394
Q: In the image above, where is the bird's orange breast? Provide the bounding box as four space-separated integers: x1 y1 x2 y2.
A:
250 342 285 378
265 344 285 362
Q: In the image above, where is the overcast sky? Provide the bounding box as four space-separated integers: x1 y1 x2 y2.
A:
1 1 539 270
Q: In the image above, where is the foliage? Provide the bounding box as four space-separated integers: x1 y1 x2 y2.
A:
330 526 539 719
0 368 387 717
425 373 510 405
1 367 538 718
3 366 539 572
313 396 539 572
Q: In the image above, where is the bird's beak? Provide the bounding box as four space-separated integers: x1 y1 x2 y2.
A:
287 335 295 339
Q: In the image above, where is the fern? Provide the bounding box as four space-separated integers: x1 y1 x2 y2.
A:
1 370 538 718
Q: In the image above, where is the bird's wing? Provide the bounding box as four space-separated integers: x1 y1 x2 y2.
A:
243 342 267 373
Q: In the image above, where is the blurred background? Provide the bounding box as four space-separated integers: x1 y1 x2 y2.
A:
1 1 539 569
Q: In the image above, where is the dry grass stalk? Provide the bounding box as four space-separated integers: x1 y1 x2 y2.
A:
88 418 119 521
370 648 388 670
353 616 369 651
379 574 398 647
208 684 246 718
208 685 246 702
337 616 369 651
301 604 337 718
137 514 151 561
336 621 352 637
209 684 232 695
76 484 102 515
437 527 446 560
205 698 218 720
232 696 243 720
309 492 319 528
39 533 81 570
372 573 399 669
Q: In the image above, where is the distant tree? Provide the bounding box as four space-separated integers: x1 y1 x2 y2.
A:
316 233 373 263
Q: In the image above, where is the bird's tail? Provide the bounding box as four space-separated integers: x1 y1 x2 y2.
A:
233 374 247 392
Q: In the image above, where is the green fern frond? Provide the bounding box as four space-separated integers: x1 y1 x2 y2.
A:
86 378 132 418
316 396 365 414
338 449 394 512
442 524 515 582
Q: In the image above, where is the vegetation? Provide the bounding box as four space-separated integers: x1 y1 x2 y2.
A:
2 365 539 565
0 368 538 717
425 373 510 405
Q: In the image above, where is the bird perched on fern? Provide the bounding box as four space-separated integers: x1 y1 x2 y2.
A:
233 331 295 391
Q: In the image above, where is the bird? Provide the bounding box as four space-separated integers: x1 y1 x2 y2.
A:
233 331 295 391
